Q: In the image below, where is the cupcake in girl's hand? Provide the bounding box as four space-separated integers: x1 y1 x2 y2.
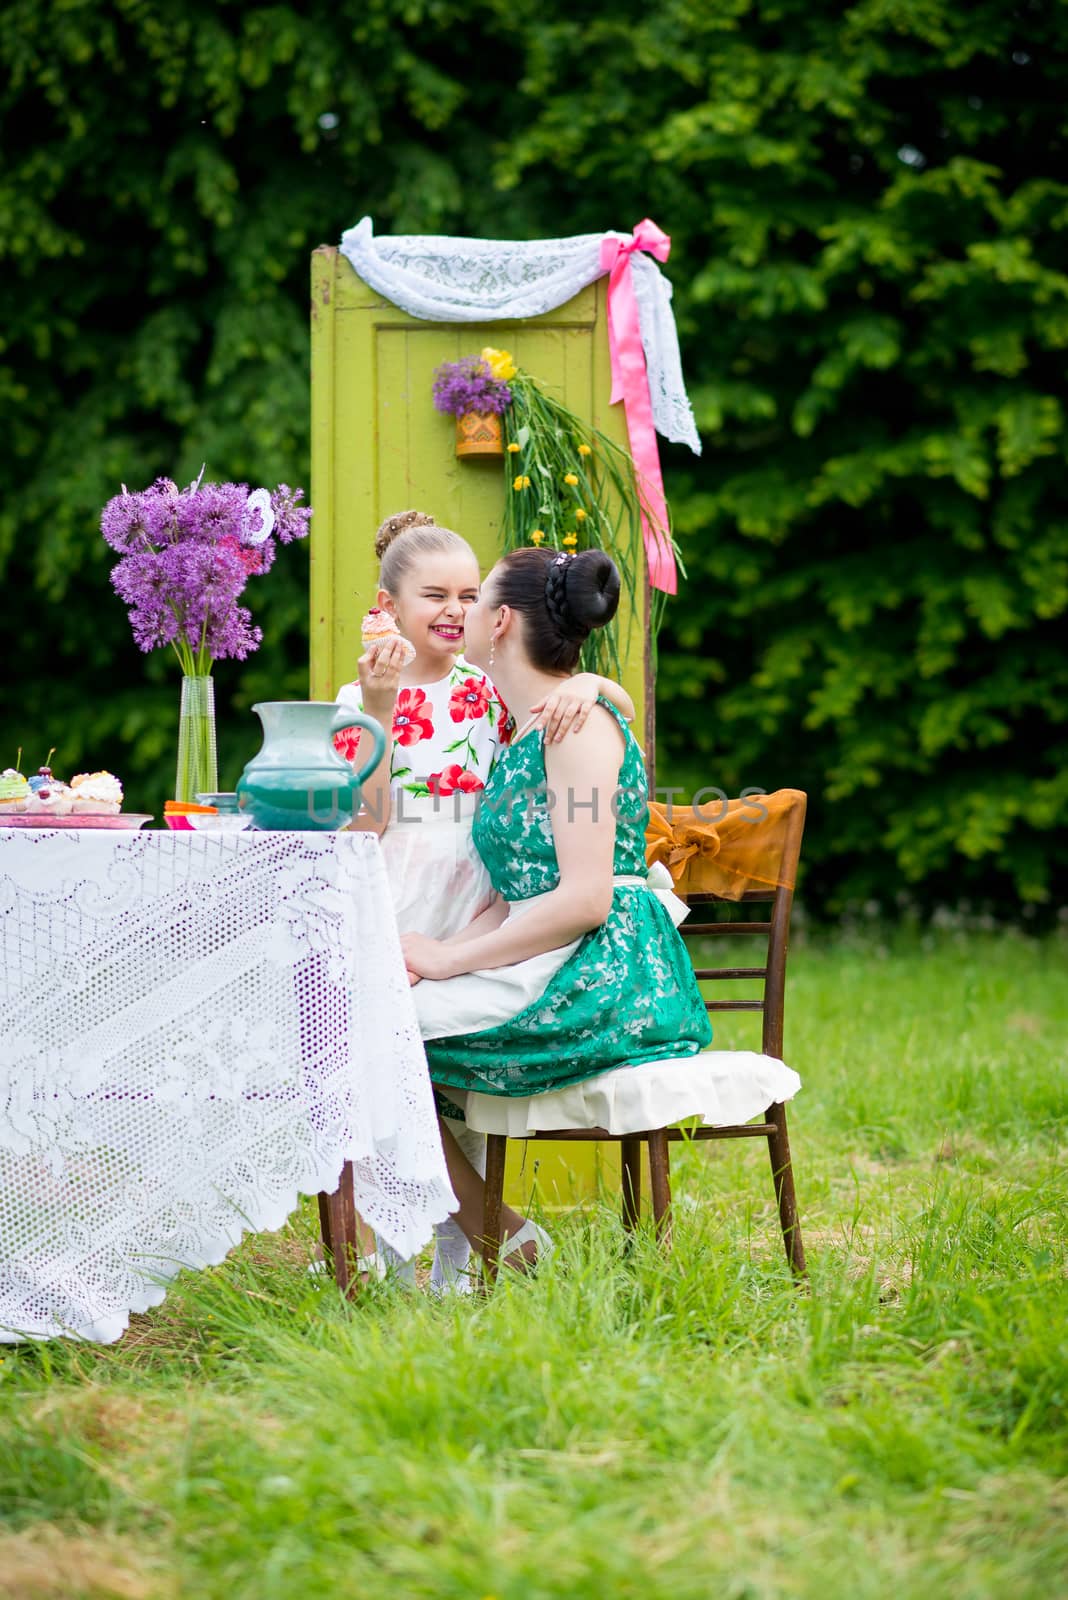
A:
0 767 31 815
361 608 416 666
69 771 124 815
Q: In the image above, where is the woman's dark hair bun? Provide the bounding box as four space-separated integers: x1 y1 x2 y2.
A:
491 546 621 674
562 549 621 633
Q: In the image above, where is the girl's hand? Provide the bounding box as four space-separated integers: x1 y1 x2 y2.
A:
530 672 602 742
357 636 408 707
400 932 460 982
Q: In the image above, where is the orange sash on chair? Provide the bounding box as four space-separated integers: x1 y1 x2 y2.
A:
645 789 806 901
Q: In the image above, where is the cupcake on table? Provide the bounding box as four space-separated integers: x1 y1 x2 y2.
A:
69 771 123 815
27 759 75 817
0 765 32 817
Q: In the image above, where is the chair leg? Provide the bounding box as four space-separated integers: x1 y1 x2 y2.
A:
318 1160 359 1297
481 1134 508 1286
621 1136 642 1232
646 1129 672 1247
317 1189 334 1261
766 1104 806 1277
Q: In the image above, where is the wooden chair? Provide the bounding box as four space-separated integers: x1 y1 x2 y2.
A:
478 792 808 1283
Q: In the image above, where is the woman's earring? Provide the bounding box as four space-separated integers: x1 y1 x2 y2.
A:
488 636 497 669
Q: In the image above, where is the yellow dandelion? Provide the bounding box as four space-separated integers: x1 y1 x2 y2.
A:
564 473 579 486
563 532 579 549
513 475 531 491
530 529 545 546
578 443 592 456
575 508 588 521
507 441 521 453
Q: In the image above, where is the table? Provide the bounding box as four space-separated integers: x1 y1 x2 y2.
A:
0 828 455 1342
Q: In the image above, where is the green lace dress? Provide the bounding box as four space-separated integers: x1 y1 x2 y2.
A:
424 700 713 1098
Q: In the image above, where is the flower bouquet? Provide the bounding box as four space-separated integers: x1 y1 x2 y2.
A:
102 473 311 801
432 350 514 456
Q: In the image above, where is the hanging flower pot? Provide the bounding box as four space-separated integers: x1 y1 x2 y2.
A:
455 410 504 458
433 351 513 461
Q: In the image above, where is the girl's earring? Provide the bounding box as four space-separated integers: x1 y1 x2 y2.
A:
488 635 497 670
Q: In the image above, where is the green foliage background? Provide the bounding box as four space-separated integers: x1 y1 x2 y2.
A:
2 0 1065 912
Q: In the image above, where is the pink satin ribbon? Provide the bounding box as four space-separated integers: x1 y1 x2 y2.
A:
600 219 676 595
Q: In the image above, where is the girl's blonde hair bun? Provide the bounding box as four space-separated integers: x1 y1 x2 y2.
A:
374 509 437 559
373 509 476 594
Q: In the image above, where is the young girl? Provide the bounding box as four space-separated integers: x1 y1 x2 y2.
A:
335 511 635 1286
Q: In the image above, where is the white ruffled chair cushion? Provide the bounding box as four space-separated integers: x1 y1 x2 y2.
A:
461 1050 801 1138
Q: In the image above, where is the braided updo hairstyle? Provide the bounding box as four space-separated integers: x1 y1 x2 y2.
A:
489 547 621 673
374 510 475 593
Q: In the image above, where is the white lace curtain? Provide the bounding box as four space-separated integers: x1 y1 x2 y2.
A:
340 216 702 456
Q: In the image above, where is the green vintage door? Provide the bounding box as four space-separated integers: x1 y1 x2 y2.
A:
309 244 653 1210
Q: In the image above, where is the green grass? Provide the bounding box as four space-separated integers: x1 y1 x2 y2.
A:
2 930 1066 1599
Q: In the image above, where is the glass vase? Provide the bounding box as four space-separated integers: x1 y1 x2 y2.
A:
175 675 218 803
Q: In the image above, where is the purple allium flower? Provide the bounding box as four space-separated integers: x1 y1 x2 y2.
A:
432 358 512 417
202 603 262 661
175 481 246 544
111 549 169 610
103 473 311 668
101 490 170 553
111 551 182 652
270 484 313 544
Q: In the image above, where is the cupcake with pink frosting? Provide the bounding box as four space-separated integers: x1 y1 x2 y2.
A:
361 608 416 665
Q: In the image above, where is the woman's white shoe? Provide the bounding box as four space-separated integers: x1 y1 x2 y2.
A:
497 1218 554 1271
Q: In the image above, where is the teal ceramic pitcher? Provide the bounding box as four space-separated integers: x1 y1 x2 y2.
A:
236 702 386 832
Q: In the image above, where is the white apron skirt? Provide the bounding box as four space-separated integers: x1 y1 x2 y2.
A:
377 791 494 939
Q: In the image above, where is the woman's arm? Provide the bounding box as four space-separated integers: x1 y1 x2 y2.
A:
448 895 508 945
527 672 635 742
401 707 624 979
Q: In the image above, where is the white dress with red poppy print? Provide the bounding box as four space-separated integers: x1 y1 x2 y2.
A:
334 657 511 940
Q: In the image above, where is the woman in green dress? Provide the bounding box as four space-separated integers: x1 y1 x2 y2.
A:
401 547 712 1267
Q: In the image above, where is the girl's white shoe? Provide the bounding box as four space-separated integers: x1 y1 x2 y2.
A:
307 1251 389 1283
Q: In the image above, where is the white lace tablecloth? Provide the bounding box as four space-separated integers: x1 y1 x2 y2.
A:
0 829 456 1343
